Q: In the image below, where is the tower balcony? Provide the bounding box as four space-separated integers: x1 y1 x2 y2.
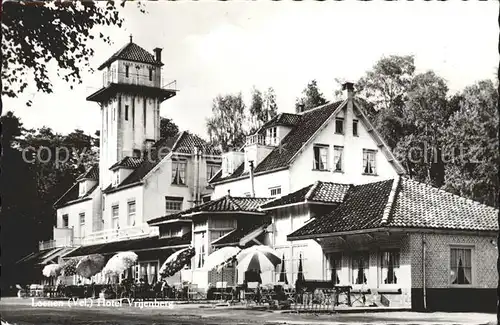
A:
87 70 178 103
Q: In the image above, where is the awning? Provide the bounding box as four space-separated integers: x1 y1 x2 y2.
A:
40 247 79 265
65 233 191 258
212 222 269 247
16 248 62 265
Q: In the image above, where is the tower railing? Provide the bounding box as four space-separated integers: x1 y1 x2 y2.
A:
102 71 178 91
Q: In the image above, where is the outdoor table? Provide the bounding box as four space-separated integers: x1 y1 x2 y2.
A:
334 285 352 306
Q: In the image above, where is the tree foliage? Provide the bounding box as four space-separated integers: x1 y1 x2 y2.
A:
295 80 327 113
248 87 278 133
357 55 498 207
2 0 143 104
206 93 247 152
160 117 179 139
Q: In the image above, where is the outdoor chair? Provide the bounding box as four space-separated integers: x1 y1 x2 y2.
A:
244 282 260 304
350 287 371 306
187 283 203 301
214 281 229 301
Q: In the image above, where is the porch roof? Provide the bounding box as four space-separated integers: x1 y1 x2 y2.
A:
288 177 499 240
181 195 270 217
211 221 270 247
16 247 62 265
64 232 191 258
260 181 350 210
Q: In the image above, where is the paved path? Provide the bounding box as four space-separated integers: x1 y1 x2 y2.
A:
0 297 495 325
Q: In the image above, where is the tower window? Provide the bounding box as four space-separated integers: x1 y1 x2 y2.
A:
125 65 129 78
125 105 129 121
149 68 153 81
143 100 147 128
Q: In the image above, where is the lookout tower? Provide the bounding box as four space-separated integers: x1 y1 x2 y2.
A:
87 37 177 188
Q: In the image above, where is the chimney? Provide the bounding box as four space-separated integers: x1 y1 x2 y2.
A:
342 82 355 99
153 48 162 63
297 103 305 113
249 160 255 198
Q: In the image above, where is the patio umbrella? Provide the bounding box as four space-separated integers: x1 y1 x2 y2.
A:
159 246 195 277
61 257 81 276
236 245 281 273
102 251 138 276
76 254 106 279
42 264 62 278
279 254 288 284
203 246 241 271
296 253 305 283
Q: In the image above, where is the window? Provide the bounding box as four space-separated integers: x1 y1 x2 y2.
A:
143 100 147 128
450 247 472 285
148 68 153 81
112 171 120 186
127 201 136 226
313 144 329 171
62 214 69 228
211 219 234 229
79 213 85 237
335 117 344 134
202 195 211 203
112 205 119 229
165 196 183 214
125 65 129 78
172 160 187 185
380 250 400 284
363 149 377 175
333 146 343 172
325 252 342 284
268 127 278 145
353 120 359 136
195 232 206 269
206 163 220 183
125 105 129 121
351 252 369 285
79 182 86 196
269 186 281 197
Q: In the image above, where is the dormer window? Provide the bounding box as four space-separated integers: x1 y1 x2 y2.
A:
267 127 278 145
79 182 87 197
113 171 120 186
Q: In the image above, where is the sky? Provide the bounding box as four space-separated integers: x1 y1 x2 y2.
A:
3 1 498 139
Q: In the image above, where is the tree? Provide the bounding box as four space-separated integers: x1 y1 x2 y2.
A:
160 117 179 139
441 80 499 207
206 93 246 152
247 87 279 133
356 55 416 149
295 80 327 113
2 1 144 103
395 71 451 187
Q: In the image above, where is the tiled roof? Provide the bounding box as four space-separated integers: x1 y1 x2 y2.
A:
109 156 143 170
105 131 219 193
64 232 191 258
288 179 394 238
260 113 302 130
54 180 99 209
212 221 270 247
261 181 351 209
183 196 270 216
387 177 498 231
76 165 99 181
98 42 163 70
289 177 499 239
212 101 344 183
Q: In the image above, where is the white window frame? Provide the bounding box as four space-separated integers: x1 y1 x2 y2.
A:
351 251 369 286
269 186 282 198
79 212 85 237
313 144 329 171
165 197 183 214
112 171 120 186
111 205 119 229
362 149 377 175
127 200 136 227
172 160 187 185
206 162 220 184
324 252 342 284
333 146 343 172
379 249 400 286
62 214 69 228
449 246 474 287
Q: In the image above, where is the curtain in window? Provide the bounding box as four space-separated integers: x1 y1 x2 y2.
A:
381 251 399 284
334 147 343 171
451 249 471 285
363 151 376 174
352 254 368 284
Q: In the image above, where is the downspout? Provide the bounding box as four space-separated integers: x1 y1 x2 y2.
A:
193 146 200 207
422 233 427 311
249 160 255 198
